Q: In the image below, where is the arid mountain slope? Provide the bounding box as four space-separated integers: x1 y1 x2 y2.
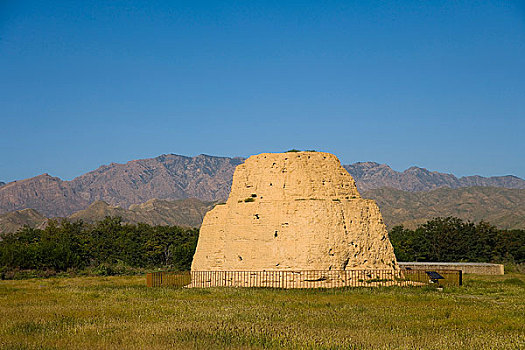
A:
1 186 523 234
1 154 523 217
70 198 215 227
0 154 241 217
362 186 525 230
71 154 243 207
1 198 216 234
345 162 525 192
0 174 89 217
0 208 48 234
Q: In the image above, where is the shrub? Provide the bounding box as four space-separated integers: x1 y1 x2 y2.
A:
0 217 200 279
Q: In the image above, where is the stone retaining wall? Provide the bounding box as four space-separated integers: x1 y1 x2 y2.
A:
399 262 504 275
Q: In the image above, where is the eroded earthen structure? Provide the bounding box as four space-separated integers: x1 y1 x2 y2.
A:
191 152 398 279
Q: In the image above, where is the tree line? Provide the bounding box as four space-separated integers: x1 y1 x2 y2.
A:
0 216 523 279
389 217 524 264
0 217 198 278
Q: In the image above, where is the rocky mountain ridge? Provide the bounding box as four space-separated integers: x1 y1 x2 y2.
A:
344 162 524 192
1 153 524 217
2 186 523 235
0 154 241 217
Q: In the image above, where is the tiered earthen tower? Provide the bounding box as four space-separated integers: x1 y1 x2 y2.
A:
191 151 398 274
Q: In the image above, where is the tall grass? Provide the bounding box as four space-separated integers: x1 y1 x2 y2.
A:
0 274 523 349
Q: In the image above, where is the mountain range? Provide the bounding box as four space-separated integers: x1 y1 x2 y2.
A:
343 162 524 192
362 186 524 230
0 153 524 231
2 186 523 234
0 154 243 217
2 153 524 218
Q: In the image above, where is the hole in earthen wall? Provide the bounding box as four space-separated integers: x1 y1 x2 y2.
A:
254 214 260 219
238 256 243 261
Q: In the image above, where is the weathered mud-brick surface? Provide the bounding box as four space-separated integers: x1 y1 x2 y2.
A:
191 152 398 273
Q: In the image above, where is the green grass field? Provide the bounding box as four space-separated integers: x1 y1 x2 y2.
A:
0 273 523 349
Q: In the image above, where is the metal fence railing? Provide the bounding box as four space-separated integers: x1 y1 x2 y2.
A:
146 269 462 288
146 270 191 288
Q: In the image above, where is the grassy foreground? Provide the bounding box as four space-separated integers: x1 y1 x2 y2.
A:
0 274 523 349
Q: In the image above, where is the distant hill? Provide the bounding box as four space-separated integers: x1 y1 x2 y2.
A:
0 198 216 235
1 153 523 217
362 186 525 230
1 186 523 235
345 162 525 192
0 208 48 234
70 198 215 227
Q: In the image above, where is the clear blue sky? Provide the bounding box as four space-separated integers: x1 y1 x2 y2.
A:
1 1 524 182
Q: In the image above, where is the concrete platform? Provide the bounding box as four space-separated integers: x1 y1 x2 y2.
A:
399 262 504 275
